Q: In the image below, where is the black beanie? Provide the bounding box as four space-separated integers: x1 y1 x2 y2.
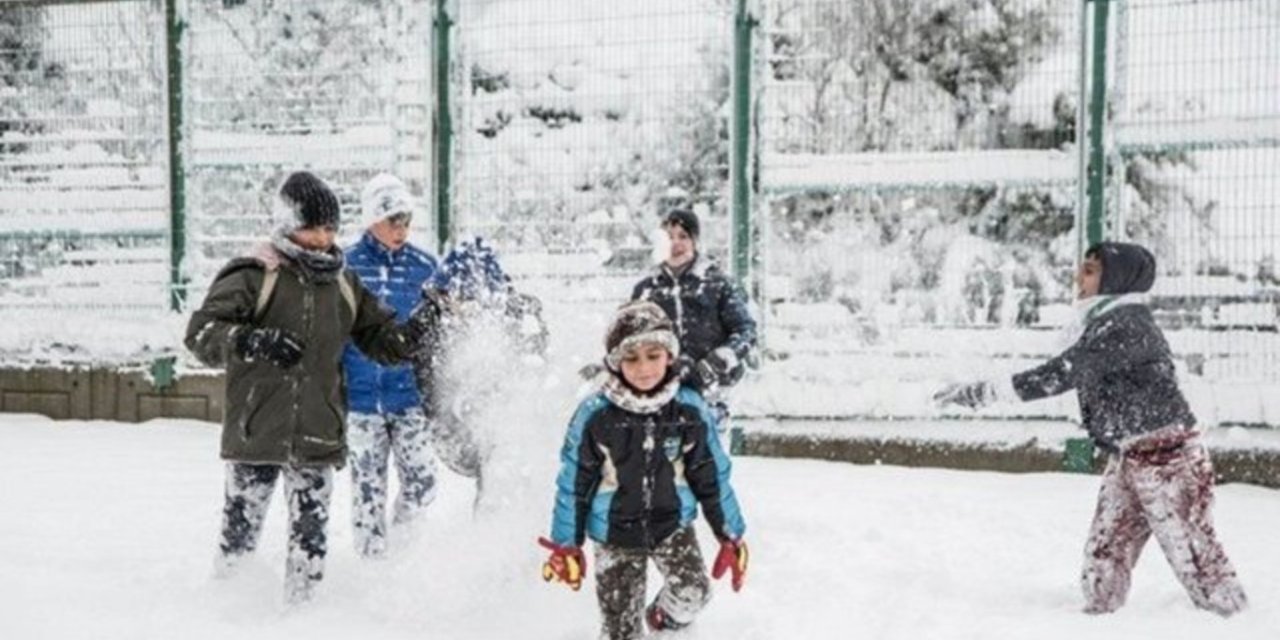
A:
662 208 700 239
278 171 340 230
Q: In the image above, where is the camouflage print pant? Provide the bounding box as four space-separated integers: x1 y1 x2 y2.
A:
595 526 711 640
1081 432 1247 616
218 462 334 603
347 408 438 557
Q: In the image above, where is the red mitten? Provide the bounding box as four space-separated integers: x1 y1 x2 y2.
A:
537 537 586 591
711 538 748 592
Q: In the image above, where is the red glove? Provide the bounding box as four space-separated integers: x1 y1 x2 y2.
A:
537 537 586 591
711 538 748 592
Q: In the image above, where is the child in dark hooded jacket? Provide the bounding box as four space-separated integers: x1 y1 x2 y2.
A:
935 241 1247 616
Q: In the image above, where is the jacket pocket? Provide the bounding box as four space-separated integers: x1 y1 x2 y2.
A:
325 399 347 443
237 382 280 440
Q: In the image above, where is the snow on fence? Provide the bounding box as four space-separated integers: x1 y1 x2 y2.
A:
0 0 1278 429
760 150 1077 193
750 0 1280 428
0 0 170 321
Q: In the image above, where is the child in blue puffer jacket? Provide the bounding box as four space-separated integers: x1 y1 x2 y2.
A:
341 173 440 558
539 300 748 640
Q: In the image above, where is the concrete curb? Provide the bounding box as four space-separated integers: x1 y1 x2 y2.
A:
0 365 224 423
735 430 1280 488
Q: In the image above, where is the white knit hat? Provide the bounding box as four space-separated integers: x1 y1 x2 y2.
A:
360 173 414 229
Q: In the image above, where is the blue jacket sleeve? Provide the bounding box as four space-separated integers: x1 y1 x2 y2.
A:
549 396 606 547
678 388 746 541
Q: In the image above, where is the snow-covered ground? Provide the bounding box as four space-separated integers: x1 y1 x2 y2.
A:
2 413 1277 640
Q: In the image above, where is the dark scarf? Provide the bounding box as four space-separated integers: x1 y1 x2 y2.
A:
271 228 345 282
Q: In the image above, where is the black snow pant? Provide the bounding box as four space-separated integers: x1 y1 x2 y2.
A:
1081 427 1247 616
219 462 334 603
595 526 711 640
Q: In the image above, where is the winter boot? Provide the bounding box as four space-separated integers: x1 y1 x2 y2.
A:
284 555 323 606
645 603 689 633
356 532 388 559
212 551 249 580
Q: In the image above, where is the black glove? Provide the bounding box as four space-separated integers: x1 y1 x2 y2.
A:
675 354 699 387
577 362 606 381
404 289 446 345
932 381 996 410
235 327 305 368
693 347 740 390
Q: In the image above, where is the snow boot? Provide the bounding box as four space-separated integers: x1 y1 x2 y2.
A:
645 603 689 633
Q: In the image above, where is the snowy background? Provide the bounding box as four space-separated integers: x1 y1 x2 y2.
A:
1 1 1279 637
2 0 1276 425
2 412 1279 639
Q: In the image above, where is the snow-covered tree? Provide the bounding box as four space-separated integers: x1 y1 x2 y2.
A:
0 4 55 153
764 0 1069 323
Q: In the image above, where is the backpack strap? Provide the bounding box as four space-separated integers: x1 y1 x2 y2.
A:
252 267 359 323
253 268 279 323
337 272 358 319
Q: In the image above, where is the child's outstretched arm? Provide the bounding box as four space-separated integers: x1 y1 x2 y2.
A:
935 309 1150 409
1011 309 1151 401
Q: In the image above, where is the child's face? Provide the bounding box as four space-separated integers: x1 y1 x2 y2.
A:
369 213 411 251
1076 255 1103 299
290 225 338 252
619 342 671 391
664 224 695 268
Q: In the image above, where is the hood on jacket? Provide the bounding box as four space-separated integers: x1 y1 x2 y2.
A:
1088 242 1157 295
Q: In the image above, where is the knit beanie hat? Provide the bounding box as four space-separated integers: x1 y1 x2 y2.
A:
360 173 414 229
276 171 340 231
662 208 700 239
604 300 680 372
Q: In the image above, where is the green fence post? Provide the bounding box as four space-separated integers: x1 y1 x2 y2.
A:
1085 0 1110 247
165 0 187 311
433 0 453 255
150 355 177 391
1063 437 1096 473
729 425 745 456
731 0 757 291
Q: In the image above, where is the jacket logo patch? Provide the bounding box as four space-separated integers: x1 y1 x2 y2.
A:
663 436 683 461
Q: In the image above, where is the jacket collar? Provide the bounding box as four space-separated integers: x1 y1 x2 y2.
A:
656 252 713 280
1058 292 1149 348
360 230 404 262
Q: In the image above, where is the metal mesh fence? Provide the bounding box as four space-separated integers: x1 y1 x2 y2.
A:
450 0 734 310
0 0 169 315
1110 0 1280 414
753 0 1085 419
181 0 433 304
0 0 1276 428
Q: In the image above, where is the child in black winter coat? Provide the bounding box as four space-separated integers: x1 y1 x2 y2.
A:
539 300 749 640
935 242 1247 616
